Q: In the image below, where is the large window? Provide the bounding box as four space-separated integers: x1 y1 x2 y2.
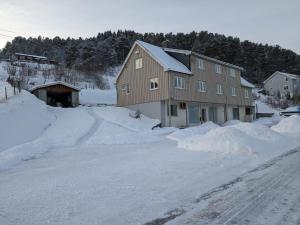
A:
229 68 236 77
150 78 159 90
167 104 178 116
231 87 237 96
198 81 207 92
174 76 185 89
216 84 223 95
122 83 130 94
135 58 143 69
197 58 205 70
215 64 222 74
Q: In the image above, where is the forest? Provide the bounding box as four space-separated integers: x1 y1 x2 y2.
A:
1 30 300 84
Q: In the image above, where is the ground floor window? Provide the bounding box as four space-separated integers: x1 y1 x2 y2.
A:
167 104 178 116
245 107 252 115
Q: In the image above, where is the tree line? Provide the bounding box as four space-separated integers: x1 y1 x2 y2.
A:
1 30 300 84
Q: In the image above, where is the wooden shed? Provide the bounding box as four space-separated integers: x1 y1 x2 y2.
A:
30 81 80 107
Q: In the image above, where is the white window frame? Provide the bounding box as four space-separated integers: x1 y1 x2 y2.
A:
135 58 143 69
231 87 237 96
122 83 130 94
229 68 236 77
174 76 185 89
150 77 159 90
198 81 207 92
215 64 222 74
216 84 223 95
197 58 205 70
245 89 249 98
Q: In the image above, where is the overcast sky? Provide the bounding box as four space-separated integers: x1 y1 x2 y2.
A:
0 0 299 53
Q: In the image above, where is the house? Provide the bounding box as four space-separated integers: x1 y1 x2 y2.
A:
263 71 300 98
116 40 254 127
14 53 58 65
30 81 80 107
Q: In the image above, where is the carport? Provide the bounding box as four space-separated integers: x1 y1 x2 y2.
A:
30 81 80 107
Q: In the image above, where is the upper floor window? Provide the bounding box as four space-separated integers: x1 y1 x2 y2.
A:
215 64 222 74
197 58 205 70
135 58 143 69
174 76 185 89
229 68 236 77
198 81 207 92
150 78 159 90
216 84 223 95
231 87 237 96
122 83 130 94
245 89 249 98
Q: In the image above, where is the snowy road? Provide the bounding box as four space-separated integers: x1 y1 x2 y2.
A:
164 147 300 225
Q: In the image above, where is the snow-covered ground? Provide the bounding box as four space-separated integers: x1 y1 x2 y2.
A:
79 88 116 105
0 92 300 225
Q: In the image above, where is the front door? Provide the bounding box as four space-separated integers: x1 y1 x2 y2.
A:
188 104 200 125
209 106 218 123
201 108 207 123
233 108 240 120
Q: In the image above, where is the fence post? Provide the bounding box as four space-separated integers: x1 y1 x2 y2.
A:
5 86 7 100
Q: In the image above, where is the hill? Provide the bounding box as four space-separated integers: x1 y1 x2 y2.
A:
1 30 300 84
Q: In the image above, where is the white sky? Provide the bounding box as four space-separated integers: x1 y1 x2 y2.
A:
0 0 299 53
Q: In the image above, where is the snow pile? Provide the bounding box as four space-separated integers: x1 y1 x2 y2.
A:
172 121 299 155
271 115 300 137
222 120 241 126
79 89 116 105
255 100 277 113
0 81 16 101
0 91 55 151
167 122 219 141
0 62 9 81
253 115 282 127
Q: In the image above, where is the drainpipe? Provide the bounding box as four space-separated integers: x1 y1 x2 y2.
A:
168 74 172 127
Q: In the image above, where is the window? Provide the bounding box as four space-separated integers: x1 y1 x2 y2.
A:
174 76 185 89
167 104 178 116
284 85 289 90
215 64 222 74
231 87 237 96
197 58 205 70
150 78 159 90
122 83 130 94
198 81 207 92
245 107 252 115
245 89 249 98
216 84 223 95
229 68 236 77
135 58 143 69
285 77 289 81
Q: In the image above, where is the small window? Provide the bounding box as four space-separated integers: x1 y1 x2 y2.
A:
216 84 223 95
167 104 178 116
135 58 143 69
284 85 289 90
245 107 252 115
215 64 222 74
174 76 185 89
198 81 207 92
231 87 237 96
244 89 249 98
122 83 130 94
229 68 236 77
197 58 205 70
285 77 289 81
150 78 159 90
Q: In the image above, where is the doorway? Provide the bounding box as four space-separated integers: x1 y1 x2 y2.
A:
201 108 207 123
233 108 240 120
188 104 200 125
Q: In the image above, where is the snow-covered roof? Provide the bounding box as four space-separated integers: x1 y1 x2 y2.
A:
264 71 300 84
241 77 255 88
30 81 81 92
15 53 48 60
136 41 192 74
164 48 244 71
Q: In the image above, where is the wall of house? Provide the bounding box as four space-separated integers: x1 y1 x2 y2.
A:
126 101 162 122
117 44 170 106
264 72 298 98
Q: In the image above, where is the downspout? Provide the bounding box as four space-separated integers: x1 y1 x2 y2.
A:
168 73 172 127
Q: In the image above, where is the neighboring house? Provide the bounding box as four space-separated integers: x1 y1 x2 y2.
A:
30 81 80 107
264 71 300 98
13 53 58 65
116 40 254 127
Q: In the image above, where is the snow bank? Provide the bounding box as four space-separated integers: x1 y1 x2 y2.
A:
255 100 277 113
0 91 54 151
171 121 299 155
253 115 282 127
222 120 241 126
167 122 219 141
79 89 116 105
271 115 300 137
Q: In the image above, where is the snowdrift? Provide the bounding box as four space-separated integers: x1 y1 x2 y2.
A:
170 121 299 155
79 89 116 105
271 115 300 137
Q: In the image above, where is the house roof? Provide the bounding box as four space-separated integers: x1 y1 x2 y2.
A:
164 48 244 71
30 81 81 92
264 71 300 84
241 77 255 88
15 53 48 60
